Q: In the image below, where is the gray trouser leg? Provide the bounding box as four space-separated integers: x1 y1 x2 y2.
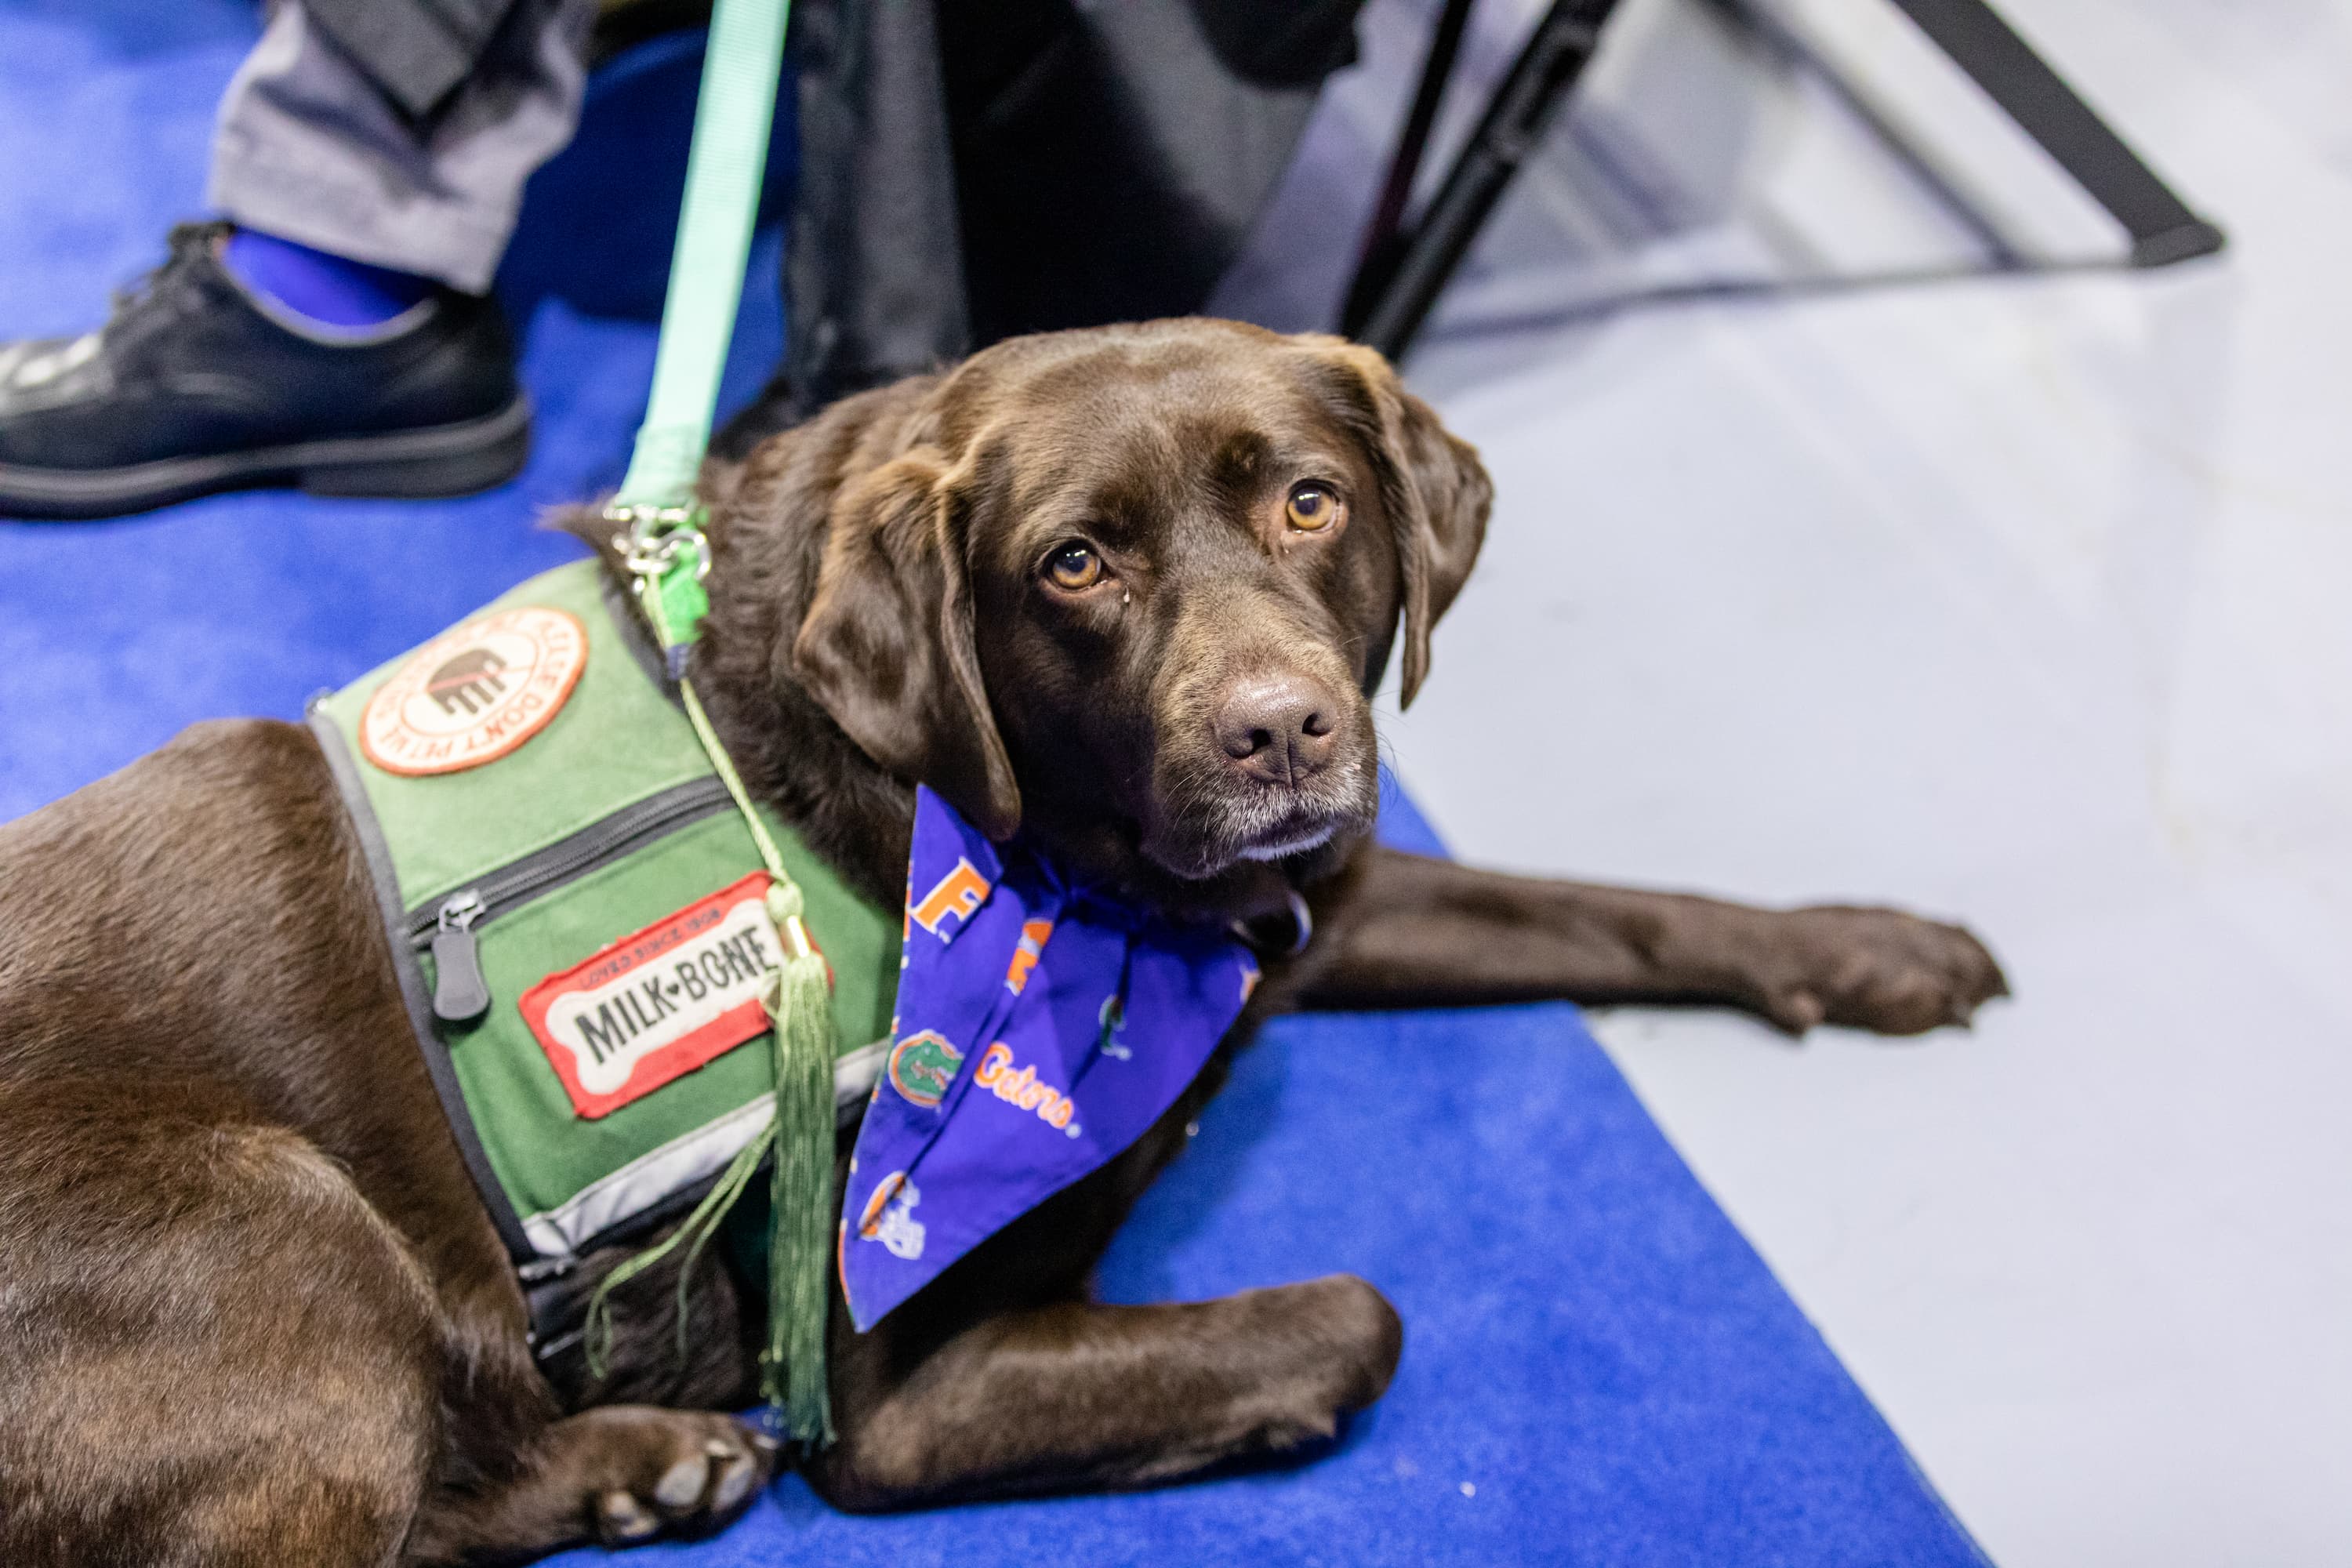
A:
207 0 597 294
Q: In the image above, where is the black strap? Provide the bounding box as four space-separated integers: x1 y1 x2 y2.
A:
1886 0 2224 267
307 702 539 1265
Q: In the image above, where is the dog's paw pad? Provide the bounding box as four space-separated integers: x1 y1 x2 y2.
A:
575 1407 778 1549
598 1491 661 1542
652 1453 710 1508
1764 906 2009 1037
711 1445 761 1512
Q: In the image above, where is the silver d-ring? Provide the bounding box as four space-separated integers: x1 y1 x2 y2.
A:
1227 887 1316 956
1283 887 1313 955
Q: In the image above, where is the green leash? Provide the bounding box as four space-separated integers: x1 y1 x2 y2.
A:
613 0 790 518
587 0 836 1448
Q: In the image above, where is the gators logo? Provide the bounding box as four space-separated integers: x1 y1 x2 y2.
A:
909 857 990 938
974 1041 1077 1133
855 1171 925 1260
1096 992 1131 1060
1004 918 1054 995
886 1029 963 1109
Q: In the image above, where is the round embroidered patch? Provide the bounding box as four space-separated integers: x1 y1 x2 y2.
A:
886 1029 964 1109
360 606 588 776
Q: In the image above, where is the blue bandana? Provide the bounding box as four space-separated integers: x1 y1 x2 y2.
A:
839 787 1261 1330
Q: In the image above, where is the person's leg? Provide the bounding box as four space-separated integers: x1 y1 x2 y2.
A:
714 0 970 459
0 0 593 520
210 0 596 296
712 0 1361 462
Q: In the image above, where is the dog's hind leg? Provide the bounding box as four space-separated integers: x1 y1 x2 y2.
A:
0 1078 443 1568
807 1274 1403 1510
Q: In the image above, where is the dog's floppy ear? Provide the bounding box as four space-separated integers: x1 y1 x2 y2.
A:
1312 341 1493 708
792 452 1022 840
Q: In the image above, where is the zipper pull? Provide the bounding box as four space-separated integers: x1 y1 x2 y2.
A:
430 890 491 1025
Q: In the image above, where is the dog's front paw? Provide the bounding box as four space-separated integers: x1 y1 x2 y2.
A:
1743 905 2008 1036
574 1407 779 1548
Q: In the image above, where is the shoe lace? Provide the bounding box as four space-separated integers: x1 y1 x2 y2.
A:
105 220 232 321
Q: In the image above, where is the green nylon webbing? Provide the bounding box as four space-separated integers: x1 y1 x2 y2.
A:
612 0 793 514
589 0 839 1447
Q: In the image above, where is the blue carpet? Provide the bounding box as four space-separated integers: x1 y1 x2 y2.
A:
0 8 1990 1565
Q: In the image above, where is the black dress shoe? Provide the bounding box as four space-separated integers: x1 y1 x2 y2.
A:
0 223 531 520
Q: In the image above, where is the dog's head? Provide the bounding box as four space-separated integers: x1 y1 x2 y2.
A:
787 320 1490 902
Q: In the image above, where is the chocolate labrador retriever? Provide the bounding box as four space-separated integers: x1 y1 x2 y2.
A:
0 320 2004 1565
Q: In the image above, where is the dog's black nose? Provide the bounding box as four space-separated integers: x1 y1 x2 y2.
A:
1214 675 1339 786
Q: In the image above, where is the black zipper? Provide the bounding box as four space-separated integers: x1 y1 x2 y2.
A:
405 776 736 1025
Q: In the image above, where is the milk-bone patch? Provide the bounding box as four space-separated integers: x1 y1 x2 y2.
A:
360 605 587 776
519 873 811 1119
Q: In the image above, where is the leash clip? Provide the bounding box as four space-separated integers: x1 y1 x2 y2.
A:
608 501 710 586
608 501 713 663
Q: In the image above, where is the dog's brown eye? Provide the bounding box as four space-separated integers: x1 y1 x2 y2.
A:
1045 542 1104 590
1286 482 1343 532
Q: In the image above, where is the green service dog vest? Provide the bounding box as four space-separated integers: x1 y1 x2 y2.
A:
307 561 897 1274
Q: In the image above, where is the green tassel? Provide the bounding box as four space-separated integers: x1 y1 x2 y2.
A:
616 518 839 1447
760 878 839 1446
578 884 840 1446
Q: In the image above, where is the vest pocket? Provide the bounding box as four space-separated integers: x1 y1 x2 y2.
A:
404 776 735 1025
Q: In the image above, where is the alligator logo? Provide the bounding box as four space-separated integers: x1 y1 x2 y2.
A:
886 1029 964 1109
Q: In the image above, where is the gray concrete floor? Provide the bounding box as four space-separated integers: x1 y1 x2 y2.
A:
1225 2 2352 1563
